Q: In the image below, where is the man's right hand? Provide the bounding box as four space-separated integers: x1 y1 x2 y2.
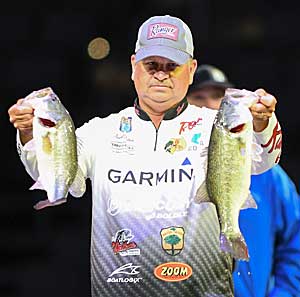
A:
8 98 34 145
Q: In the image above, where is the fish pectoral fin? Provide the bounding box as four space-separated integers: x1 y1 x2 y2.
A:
194 181 210 203
69 166 86 198
29 179 44 190
42 133 53 154
241 192 257 209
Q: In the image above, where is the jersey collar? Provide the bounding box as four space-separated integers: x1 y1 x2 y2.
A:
134 97 188 121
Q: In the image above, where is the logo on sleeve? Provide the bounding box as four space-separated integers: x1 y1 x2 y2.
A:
261 121 282 163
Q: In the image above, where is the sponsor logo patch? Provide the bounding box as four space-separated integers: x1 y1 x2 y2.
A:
261 121 282 163
181 157 191 166
107 263 143 283
112 229 140 256
160 226 185 256
154 262 192 282
111 133 135 154
179 118 202 135
191 133 201 144
164 137 187 154
119 116 132 133
147 23 179 41
107 168 193 185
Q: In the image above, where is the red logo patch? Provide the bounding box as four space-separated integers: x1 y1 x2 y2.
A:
147 23 179 41
261 121 282 163
179 118 202 135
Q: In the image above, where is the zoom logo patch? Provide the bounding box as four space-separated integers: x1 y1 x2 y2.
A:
154 262 192 282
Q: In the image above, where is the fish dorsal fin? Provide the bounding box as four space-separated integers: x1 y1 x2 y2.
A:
240 192 257 210
195 180 211 203
69 166 86 198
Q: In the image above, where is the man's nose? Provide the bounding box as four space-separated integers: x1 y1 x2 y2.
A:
153 70 170 81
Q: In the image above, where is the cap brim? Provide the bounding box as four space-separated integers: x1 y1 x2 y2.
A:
135 45 191 65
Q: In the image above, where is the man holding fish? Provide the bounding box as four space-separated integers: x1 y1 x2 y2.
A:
187 64 299 297
8 15 281 297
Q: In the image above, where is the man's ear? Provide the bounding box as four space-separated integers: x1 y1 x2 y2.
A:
189 59 198 85
131 55 136 81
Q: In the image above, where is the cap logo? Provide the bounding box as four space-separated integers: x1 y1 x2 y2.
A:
147 23 179 41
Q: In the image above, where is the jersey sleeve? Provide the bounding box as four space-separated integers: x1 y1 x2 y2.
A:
16 130 39 181
75 117 102 179
251 113 282 174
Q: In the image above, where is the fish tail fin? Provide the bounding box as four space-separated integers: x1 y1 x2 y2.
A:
33 198 67 210
220 232 249 261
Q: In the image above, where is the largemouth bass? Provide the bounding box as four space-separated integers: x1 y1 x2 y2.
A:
196 88 261 260
22 87 85 210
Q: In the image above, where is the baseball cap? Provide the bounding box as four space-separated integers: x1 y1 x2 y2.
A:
135 15 194 65
188 64 234 93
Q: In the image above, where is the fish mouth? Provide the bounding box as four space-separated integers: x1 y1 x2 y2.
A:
38 118 56 127
230 123 245 133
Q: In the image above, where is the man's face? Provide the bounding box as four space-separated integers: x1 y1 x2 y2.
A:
131 55 197 114
187 86 225 110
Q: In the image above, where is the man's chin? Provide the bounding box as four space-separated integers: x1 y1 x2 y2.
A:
147 93 174 104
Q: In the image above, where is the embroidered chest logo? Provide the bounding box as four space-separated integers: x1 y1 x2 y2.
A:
160 226 185 256
119 116 132 133
111 116 134 154
112 229 140 256
179 117 202 135
164 137 187 154
191 133 201 144
188 133 203 151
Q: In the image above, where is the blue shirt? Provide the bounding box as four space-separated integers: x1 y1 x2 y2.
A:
233 165 300 297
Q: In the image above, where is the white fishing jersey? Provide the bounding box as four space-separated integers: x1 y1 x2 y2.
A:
17 98 282 297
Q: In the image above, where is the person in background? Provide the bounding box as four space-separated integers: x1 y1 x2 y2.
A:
187 64 300 297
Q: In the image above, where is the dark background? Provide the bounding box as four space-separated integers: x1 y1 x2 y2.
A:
1 1 299 297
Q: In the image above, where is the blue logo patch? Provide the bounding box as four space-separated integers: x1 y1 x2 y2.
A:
119 117 132 133
191 133 201 144
182 157 191 165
